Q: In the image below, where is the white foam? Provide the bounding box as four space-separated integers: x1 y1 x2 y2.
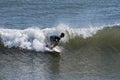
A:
0 24 103 52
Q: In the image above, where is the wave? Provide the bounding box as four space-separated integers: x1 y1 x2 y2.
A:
0 24 120 52
64 25 120 52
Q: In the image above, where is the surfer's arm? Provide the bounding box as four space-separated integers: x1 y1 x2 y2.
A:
50 41 59 49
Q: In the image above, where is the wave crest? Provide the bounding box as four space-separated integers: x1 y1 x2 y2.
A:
0 24 120 52
64 25 120 51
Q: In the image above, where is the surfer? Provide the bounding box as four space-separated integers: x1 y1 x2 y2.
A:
47 33 65 49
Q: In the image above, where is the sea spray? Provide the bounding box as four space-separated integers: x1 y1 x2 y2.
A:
0 28 46 51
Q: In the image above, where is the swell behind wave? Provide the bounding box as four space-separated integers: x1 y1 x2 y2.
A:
0 24 120 52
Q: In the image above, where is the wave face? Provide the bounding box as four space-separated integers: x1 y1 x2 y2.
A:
64 25 120 52
0 24 120 52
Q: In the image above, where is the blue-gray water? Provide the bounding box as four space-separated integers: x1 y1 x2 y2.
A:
0 0 120 80
0 0 120 29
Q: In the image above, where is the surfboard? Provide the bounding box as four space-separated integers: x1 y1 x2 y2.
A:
45 46 61 53
45 44 61 54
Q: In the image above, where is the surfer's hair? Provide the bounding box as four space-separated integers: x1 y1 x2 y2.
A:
60 33 65 38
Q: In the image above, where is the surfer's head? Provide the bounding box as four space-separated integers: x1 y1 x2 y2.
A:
60 33 65 38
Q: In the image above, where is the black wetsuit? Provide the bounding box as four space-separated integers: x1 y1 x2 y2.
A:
50 36 60 45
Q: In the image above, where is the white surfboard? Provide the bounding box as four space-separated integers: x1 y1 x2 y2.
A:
45 46 61 53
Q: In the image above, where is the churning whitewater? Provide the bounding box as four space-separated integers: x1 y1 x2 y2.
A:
0 24 120 52
0 24 103 52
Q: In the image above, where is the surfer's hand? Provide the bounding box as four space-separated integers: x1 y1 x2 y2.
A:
50 47 53 49
46 45 48 47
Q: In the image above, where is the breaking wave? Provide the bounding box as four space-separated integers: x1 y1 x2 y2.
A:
64 25 120 52
0 24 120 52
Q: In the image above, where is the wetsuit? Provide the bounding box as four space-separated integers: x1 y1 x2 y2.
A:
50 35 60 45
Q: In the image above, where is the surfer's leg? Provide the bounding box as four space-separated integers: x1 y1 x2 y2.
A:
50 42 58 49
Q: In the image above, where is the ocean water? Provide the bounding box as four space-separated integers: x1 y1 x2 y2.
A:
0 0 120 80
